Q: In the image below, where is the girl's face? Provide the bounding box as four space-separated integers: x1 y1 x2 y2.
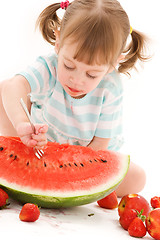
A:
56 40 110 99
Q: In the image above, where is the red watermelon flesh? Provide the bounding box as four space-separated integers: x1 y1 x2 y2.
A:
0 136 130 208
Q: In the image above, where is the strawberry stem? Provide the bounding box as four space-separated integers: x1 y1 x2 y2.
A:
135 209 146 222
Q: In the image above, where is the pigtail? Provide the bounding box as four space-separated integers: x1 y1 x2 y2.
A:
36 3 61 46
118 30 150 74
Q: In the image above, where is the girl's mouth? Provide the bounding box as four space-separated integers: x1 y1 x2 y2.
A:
67 86 81 93
66 86 86 99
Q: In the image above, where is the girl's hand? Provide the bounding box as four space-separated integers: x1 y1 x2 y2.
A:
16 122 48 148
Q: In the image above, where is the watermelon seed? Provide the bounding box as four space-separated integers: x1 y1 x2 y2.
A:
74 163 78 167
44 162 47 167
64 164 67 167
80 163 84 167
26 161 29 166
0 147 4 151
68 163 71 167
101 159 107 163
14 155 17 160
94 159 98 162
59 165 63 168
9 154 13 158
89 160 92 163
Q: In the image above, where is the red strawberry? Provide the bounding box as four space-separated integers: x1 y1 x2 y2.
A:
0 188 9 209
128 217 147 238
151 196 160 209
97 191 118 209
19 203 40 222
119 209 137 230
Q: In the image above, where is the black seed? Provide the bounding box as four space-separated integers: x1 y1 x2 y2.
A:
101 159 107 163
64 164 67 167
26 162 29 166
44 162 47 167
0 147 4 151
14 155 17 160
74 163 78 167
80 163 84 167
59 165 63 168
68 163 71 167
89 160 92 163
9 154 13 158
94 159 97 162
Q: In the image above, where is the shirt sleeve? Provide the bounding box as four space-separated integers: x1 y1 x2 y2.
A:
95 72 123 138
18 54 57 103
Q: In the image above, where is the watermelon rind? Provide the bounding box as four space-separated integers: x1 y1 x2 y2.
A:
1 185 116 208
0 155 130 208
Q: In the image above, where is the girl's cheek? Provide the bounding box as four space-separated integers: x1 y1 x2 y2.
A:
59 64 68 78
57 67 64 80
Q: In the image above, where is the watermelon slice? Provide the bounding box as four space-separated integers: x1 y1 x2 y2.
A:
0 136 130 208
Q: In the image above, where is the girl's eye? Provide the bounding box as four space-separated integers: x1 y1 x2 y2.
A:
64 63 74 70
87 73 96 79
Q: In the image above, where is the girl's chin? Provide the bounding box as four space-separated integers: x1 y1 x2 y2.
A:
69 93 86 99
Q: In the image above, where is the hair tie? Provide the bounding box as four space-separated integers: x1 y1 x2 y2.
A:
130 26 133 34
60 0 69 10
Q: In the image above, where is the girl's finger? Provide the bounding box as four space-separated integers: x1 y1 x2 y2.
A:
39 124 48 133
35 124 48 134
21 136 37 147
31 133 47 142
35 139 48 148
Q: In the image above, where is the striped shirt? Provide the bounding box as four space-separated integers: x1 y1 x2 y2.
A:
19 52 124 150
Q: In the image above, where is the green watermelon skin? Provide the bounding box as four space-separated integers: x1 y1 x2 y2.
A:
0 136 130 208
2 185 118 208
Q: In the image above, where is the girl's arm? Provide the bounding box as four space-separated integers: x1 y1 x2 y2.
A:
2 75 31 129
87 136 110 151
2 75 48 147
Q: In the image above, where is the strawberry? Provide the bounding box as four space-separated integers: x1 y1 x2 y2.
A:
0 188 9 209
151 196 160 209
119 209 137 230
97 191 118 209
128 216 147 238
19 203 40 222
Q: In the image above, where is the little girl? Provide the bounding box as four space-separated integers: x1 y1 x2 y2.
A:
0 0 149 196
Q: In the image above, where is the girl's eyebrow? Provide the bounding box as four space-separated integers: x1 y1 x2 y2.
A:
87 66 106 73
89 68 105 73
63 55 74 62
63 54 106 72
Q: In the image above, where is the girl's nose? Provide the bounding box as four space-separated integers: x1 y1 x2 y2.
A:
69 76 74 83
69 74 84 85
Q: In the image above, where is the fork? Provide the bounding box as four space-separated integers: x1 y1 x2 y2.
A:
20 98 44 159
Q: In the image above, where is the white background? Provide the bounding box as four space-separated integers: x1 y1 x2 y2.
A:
0 1 160 239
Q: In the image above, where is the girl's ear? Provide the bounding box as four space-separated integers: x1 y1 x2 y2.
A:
108 54 125 73
54 30 60 54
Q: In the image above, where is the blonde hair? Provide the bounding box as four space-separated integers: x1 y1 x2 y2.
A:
37 0 149 74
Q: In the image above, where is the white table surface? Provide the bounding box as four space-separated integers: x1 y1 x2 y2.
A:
0 193 153 240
